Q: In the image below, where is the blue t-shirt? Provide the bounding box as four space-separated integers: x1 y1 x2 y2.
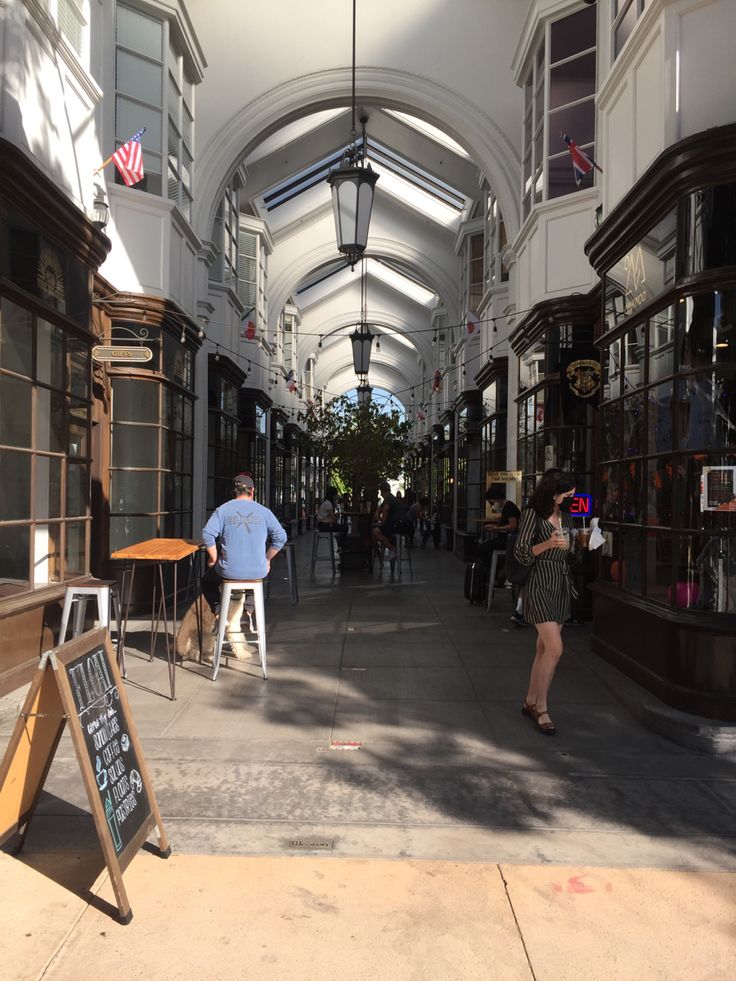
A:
202 498 287 581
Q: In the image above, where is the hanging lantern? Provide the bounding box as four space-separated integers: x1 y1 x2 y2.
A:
326 1 379 267
328 162 379 268
357 382 372 407
350 323 374 376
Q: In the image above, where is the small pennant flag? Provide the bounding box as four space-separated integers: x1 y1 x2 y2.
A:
561 132 602 186
285 369 297 393
466 311 480 336
416 409 426 421
112 129 146 187
432 369 442 394
241 319 256 341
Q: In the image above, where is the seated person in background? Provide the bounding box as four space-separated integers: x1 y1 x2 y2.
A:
372 480 401 560
406 496 423 546
475 484 521 582
201 473 286 655
316 486 347 545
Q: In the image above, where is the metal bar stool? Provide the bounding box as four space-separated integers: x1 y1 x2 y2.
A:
392 533 414 581
265 541 299 604
212 579 267 682
486 549 508 611
310 528 336 575
59 579 124 665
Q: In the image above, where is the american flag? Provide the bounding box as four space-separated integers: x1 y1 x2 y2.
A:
561 132 601 186
113 129 146 187
285 369 297 393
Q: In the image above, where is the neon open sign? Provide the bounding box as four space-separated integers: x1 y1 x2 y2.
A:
570 493 593 516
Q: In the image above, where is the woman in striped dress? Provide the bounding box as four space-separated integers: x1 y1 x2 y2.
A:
513 471 578 735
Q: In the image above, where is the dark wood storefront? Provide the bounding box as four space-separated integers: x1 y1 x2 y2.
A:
0 139 110 695
585 123 736 720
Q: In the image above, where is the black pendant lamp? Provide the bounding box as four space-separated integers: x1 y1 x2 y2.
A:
356 383 372 407
327 0 378 269
350 257 374 376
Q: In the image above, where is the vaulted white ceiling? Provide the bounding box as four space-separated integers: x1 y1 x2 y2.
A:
187 0 525 402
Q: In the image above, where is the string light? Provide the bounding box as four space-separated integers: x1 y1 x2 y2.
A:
180 327 186 344
318 336 323 348
215 344 220 361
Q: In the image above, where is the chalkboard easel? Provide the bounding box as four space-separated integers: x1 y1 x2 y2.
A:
0 628 170 923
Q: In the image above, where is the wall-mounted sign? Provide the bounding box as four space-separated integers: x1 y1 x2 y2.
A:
701 467 736 511
486 470 522 510
623 243 648 316
570 493 593 516
92 345 153 363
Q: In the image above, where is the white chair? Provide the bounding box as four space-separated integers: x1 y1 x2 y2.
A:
59 579 124 665
212 579 267 682
486 550 508 611
310 528 336 575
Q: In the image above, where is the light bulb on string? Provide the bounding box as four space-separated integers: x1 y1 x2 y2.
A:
376 337 381 352
215 344 220 361
318 336 323 349
180 327 186 344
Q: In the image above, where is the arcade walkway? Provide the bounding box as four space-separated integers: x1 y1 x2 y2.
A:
2 539 736 978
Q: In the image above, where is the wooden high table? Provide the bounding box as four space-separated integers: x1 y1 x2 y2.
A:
111 538 202 701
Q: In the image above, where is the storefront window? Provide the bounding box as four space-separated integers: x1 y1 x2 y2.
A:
0 297 92 594
207 368 240 510
109 359 195 552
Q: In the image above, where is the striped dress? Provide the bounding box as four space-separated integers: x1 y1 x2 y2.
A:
514 508 577 625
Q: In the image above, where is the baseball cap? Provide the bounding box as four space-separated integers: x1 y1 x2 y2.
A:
233 472 255 491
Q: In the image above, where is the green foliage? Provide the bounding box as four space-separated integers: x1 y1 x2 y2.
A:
298 396 411 503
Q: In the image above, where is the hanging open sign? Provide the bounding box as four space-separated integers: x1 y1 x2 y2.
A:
570 493 593 516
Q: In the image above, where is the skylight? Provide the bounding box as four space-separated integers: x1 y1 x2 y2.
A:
384 110 470 158
367 158 462 227
366 258 435 306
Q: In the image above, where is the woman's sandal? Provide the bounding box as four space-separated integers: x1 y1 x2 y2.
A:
521 700 536 718
531 707 556 736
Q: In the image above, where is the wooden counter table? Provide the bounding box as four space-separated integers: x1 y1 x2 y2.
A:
111 538 202 701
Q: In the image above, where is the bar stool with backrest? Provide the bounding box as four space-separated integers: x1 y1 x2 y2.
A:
310 527 336 575
59 579 124 663
212 579 267 682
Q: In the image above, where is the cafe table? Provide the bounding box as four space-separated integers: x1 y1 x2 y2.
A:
111 538 202 701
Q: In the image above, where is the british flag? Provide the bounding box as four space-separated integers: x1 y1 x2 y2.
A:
113 129 146 187
561 132 600 186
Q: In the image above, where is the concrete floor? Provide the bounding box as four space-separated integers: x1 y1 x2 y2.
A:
2 538 736 978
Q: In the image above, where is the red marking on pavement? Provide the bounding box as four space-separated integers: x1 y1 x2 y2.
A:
552 883 563 893
567 875 594 894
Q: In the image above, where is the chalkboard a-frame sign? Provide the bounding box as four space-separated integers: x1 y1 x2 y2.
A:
0 628 169 923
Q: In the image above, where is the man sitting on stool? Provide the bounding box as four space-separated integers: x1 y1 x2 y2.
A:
475 484 520 585
201 472 286 657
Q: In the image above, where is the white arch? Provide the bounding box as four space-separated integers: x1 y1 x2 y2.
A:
304 308 430 366
272 236 456 333
193 67 521 247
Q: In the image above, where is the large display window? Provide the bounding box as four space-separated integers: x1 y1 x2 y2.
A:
598 183 736 615
0 296 92 595
109 328 195 551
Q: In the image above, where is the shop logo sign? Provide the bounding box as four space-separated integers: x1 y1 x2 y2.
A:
37 247 65 303
566 358 601 399
623 244 647 315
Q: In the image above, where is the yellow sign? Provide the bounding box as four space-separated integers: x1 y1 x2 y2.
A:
487 470 522 483
92 346 153 363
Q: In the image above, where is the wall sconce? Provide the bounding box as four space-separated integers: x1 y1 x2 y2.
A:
91 183 109 230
